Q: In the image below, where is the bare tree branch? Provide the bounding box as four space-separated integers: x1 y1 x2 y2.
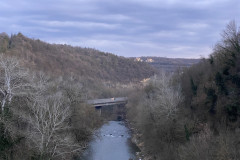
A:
146 72 183 122
27 91 82 159
0 54 29 112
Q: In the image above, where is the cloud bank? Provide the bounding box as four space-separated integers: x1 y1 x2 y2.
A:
0 0 239 58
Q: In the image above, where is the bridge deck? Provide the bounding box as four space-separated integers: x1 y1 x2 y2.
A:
87 97 128 107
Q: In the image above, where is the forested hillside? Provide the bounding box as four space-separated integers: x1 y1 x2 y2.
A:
0 33 156 159
127 21 240 160
0 53 106 159
181 21 240 124
0 33 155 83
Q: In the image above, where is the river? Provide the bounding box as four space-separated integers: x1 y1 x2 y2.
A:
80 121 139 160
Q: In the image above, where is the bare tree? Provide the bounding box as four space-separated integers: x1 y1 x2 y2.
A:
214 21 240 67
129 72 184 159
147 72 183 121
27 92 82 159
220 21 240 53
0 54 29 113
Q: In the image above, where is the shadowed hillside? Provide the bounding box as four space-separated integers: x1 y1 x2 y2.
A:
0 33 155 83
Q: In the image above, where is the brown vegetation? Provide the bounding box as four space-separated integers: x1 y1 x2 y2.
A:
0 56 102 159
0 33 155 83
1 21 239 160
126 21 240 160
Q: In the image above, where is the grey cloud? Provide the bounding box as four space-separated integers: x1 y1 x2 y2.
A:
0 0 239 58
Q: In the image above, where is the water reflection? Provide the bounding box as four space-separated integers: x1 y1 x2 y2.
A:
80 121 138 160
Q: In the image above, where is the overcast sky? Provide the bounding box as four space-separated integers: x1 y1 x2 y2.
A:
0 0 239 58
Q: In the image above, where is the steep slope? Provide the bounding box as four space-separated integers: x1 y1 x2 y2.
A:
0 33 155 83
180 21 240 125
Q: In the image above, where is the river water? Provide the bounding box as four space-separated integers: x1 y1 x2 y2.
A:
80 121 139 160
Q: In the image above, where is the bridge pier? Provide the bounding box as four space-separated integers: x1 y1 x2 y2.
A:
87 97 128 121
94 104 126 121
95 106 102 116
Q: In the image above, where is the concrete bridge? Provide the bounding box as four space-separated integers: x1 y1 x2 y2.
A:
86 97 128 120
87 97 128 107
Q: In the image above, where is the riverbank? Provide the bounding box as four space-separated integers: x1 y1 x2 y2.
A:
125 120 154 160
